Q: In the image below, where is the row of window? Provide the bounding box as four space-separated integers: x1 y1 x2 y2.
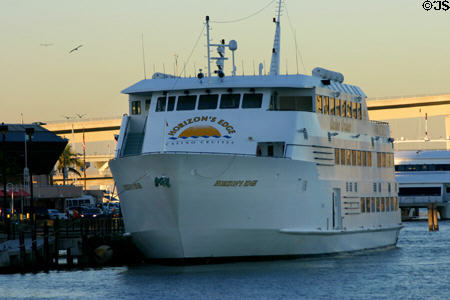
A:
334 149 394 168
395 164 450 172
130 93 264 115
316 96 364 120
360 197 398 213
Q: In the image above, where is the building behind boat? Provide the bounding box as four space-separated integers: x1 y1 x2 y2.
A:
367 93 450 219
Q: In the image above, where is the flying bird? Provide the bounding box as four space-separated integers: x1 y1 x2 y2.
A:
75 113 86 119
69 45 83 53
40 43 53 47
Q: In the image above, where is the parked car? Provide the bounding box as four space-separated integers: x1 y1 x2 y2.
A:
47 209 68 220
67 206 103 218
35 208 50 219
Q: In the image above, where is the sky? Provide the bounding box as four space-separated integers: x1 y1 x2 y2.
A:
1 0 450 123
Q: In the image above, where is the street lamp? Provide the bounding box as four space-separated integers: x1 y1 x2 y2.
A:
0 123 8 216
25 127 34 212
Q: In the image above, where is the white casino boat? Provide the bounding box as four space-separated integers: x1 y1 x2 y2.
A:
110 2 402 260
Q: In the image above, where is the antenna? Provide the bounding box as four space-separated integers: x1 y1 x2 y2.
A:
206 16 211 78
269 0 282 76
294 29 299 74
141 33 147 79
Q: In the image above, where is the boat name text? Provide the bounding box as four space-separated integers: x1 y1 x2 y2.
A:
168 116 236 136
123 183 142 191
213 180 258 187
330 119 352 133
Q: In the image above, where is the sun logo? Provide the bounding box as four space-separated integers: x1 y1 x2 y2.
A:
178 125 221 138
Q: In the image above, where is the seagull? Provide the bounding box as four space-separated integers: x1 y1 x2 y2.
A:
40 43 53 47
69 45 83 53
75 113 86 119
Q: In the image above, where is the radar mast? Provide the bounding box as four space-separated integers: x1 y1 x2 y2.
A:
269 0 282 76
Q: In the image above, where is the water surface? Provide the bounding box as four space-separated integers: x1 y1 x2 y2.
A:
1 221 448 299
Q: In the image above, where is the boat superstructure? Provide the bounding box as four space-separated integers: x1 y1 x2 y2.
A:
109 1 402 259
395 150 450 219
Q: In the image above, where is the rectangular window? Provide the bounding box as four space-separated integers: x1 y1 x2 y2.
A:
324 96 329 114
276 96 313 111
378 182 382 193
357 151 361 166
346 149 351 165
381 197 385 212
316 95 323 113
349 182 353 192
394 197 398 211
220 94 240 109
382 152 386 168
352 102 357 119
352 150 357 166
367 152 372 167
347 101 352 118
268 144 274 157
242 93 263 108
371 198 375 213
145 99 151 111
391 197 395 211
168 96 175 111
341 100 347 117
177 95 197 111
366 198 371 213
198 94 218 110
373 182 377 193
335 148 340 165
131 101 141 115
388 182 391 193
156 97 166 112
376 197 380 212
340 149 346 165
362 151 367 167
354 182 358 192
386 197 391 212
330 97 335 115
357 103 362 120
361 198 366 213
377 152 381 168
335 99 341 116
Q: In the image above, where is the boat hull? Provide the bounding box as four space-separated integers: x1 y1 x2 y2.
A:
109 153 401 259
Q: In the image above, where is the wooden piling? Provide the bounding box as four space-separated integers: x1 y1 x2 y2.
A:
433 204 439 231
66 248 73 266
54 219 59 266
31 227 38 266
19 231 26 269
428 204 434 231
44 222 50 267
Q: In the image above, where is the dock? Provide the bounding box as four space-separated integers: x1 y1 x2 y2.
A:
0 217 143 273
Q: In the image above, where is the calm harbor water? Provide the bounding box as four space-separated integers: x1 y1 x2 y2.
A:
1 221 449 300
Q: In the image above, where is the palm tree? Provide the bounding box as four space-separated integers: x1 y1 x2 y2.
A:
57 145 83 184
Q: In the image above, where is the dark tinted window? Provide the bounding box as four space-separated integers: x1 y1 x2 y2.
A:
395 164 450 172
242 93 263 108
176 95 197 111
156 97 166 112
399 187 441 196
132 101 141 115
167 96 175 111
198 94 218 110
270 96 313 111
145 99 151 111
220 94 240 109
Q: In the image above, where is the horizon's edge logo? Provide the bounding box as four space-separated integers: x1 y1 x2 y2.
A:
167 116 236 140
